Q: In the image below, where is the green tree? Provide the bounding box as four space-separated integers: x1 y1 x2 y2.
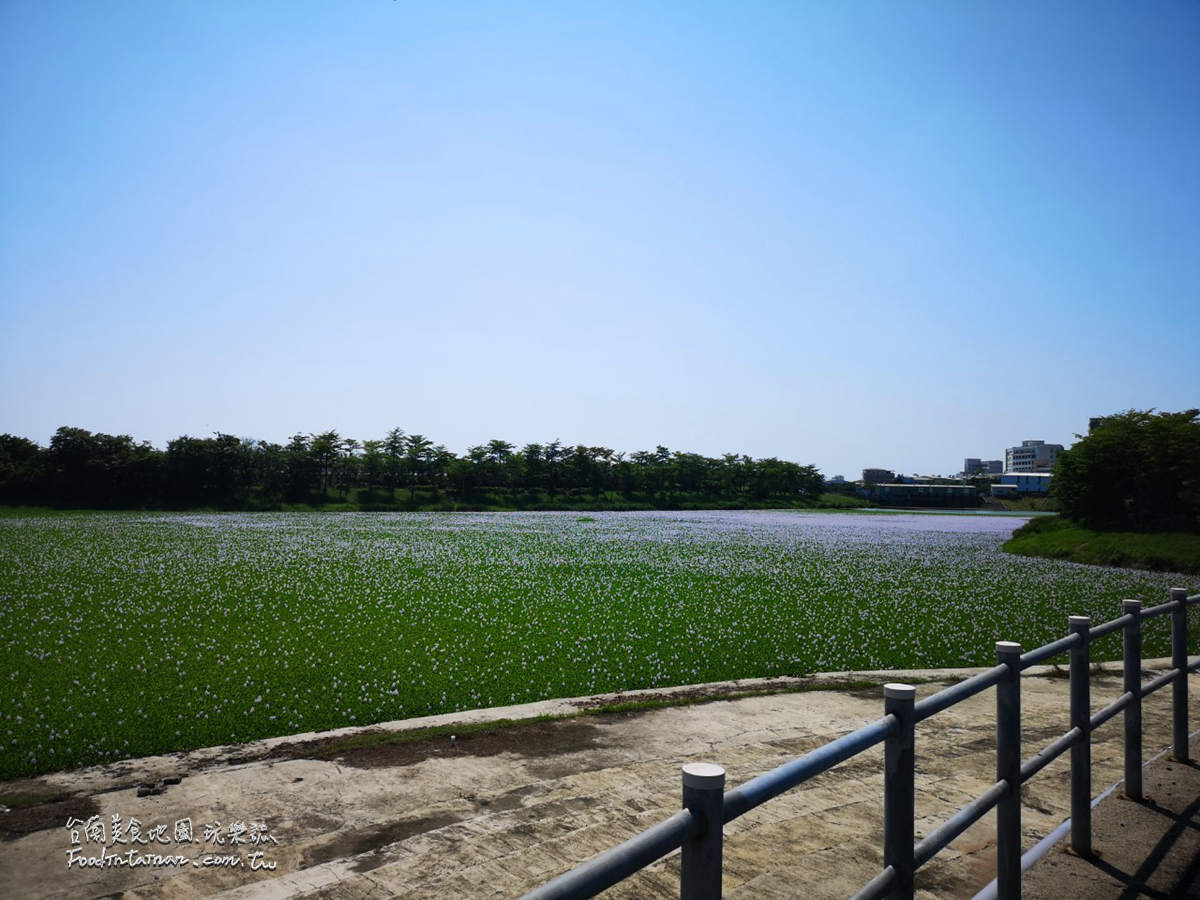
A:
253 441 287 507
48 426 160 507
308 431 341 496
404 433 433 502
520 443 545 494
283 434 313 501
333 436 361 497
428 444 455 498
165 433 254 507
383 428 406 497
0 434 45 503
1053 409 1200 531
361 440 385 492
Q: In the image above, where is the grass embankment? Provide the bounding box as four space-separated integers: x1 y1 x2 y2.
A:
992 496 1058 513
287 679 886 761
1004 516 1200 575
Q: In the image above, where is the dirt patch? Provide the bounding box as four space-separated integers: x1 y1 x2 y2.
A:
848 684 888 701
472 784 543 813
298 813 464 872
295 812 345 833
569 683 760 710
568 676 883 712
920 851 996 895
268 718 607 770
0 785 99 842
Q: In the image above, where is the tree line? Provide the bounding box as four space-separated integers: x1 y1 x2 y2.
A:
0 426 827 511
1052 409 1200 532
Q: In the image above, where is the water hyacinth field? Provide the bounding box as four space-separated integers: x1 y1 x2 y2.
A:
1 510 1194 779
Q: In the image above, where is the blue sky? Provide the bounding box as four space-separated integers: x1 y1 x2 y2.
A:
2 1 1197 477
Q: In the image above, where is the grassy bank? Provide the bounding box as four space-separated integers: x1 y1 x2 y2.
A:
991 496 1059 513
1003 516 1200 575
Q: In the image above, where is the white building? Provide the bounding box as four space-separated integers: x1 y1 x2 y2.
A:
993 472 1052 495
1003 472 1051 494
1004 440 1063 473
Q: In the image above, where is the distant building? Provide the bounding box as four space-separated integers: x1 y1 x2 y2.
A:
862 468 895 486
993 472 1052 495
1004 440 1063 473
824 474 855 495
897 474 960 485
871 483 978 508
964 458 1003 476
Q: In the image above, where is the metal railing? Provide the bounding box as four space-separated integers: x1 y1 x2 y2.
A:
521 587 1200 900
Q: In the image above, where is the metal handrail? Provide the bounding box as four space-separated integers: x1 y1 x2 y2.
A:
521 585 1198 900
913 779 1008 867
1019 632 1080 668
523 810 698 899
913 664 1007 722
723 714 897 821
1020 726 1082 782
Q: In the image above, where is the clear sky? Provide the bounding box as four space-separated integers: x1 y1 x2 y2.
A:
2 1 1197 477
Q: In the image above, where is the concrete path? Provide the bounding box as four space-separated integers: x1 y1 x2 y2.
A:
1023 748 1200 899
1 663 1197 899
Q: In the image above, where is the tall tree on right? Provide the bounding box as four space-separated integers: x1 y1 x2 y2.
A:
1053 409 1200 531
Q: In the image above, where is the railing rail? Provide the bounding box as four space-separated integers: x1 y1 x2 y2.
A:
522 587 1199 900
722 714 897 821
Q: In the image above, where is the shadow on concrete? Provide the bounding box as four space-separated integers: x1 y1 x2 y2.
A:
1025 756 1200 899
1089 785 1200 898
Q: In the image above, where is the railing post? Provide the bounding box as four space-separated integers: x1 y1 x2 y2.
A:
884 683 916 899
1172 587 1189 763
996 641 1022 900
1069 615 1092 857
1122 599 1143 800
681 763 725 900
